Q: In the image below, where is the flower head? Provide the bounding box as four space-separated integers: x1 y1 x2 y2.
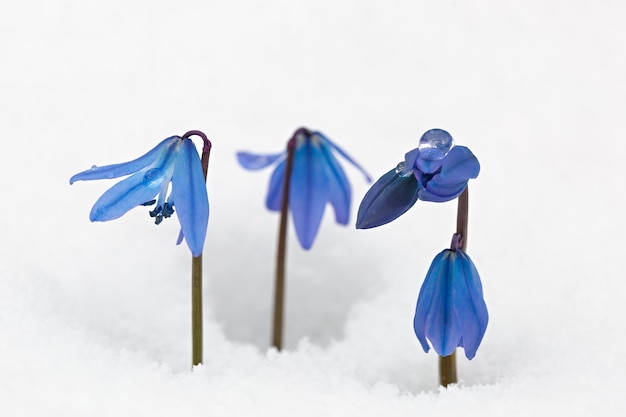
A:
237 127 371 249
356 129 480 229
70 134 210 257
413 234 488 359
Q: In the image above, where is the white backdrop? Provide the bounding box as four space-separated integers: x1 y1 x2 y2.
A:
1 1 625 415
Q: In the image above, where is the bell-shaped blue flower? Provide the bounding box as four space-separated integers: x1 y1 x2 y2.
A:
70 136 209 257
413 234 488 360
237 128 371 250
356 129 480 229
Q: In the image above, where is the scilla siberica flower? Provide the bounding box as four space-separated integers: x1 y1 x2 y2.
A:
237 127 371 249
70 136 209 257
356 129 480 229
414 233 488 359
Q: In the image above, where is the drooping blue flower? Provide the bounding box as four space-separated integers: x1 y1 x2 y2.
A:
413 234 488 360
70 136 209 257
237 127 371 250
356 129 480 229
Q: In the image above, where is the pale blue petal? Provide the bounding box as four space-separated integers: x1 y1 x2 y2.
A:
319 142 351 225
89 168 164 221
452 251 488 359
237 151 284 170
70 137 178 184
356 168 419 229
290 140 330 250
171 138 209 257
315 132 372 182
265 159 286 212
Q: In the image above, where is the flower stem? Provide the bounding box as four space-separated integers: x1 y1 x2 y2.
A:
438 186 469 387
191 255 203 366
182 130 212 367
271 136 297 351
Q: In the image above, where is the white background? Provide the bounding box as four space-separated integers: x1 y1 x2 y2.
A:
1 1 625 415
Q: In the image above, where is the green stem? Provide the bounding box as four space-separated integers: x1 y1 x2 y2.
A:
438 186 468 387
192 255 203 366
271 135 298 351
182 130 211 367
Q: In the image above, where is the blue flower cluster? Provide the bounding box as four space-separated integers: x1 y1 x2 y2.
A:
413 234 488 359
237 127 371 249
70 135 209 257
356 129 480 229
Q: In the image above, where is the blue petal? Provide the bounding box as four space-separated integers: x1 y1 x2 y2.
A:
171 138 209 257
422 250 463 357
315 132 372 182
237 151 284 170
438 146 480 182
452 251 488 359
355 168 419 229
70 137 178 184
404 148 420 174
413 251 447 353
89 168 164 221
265 159 286 212
319 142 351 225
290 139 330 250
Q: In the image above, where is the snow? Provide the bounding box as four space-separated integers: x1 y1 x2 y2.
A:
2 0 626 415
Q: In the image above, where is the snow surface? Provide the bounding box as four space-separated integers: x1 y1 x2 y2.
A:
2 0 626 415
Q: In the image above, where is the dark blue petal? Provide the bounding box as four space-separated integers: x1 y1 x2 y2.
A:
319 142 351 225
452 251 488 359
70 137 178 184
290 139 330 250
422 250 463 357
355 168 419 229
171 138 209 257
236 151 284 170
315 132 372 182
414 250 448 353
418 179 469 202
438 146 480 182
89 168 164 222
265 159 286 212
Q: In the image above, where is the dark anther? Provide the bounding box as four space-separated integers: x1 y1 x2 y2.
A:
141 199 157 206
154 214 163 225
149 206 163 217
163 202 175 218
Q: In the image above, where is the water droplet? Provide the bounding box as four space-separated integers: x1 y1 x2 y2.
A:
418 129 454 160
91 165 98 170
395 161 405 174
143 168 163 185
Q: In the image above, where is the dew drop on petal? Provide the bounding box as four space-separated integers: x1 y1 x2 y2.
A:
395 161 405 174
418 129 454 160
143 168 163 186
91 165 98 170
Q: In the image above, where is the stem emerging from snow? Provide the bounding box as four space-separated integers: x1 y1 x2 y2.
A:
182 130 212 367
271 136 297 351
438 186 468 387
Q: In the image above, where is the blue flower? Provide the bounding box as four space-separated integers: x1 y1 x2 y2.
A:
237 128 371 250
413 234 488 359
356 129 480 229
70 136 209 257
